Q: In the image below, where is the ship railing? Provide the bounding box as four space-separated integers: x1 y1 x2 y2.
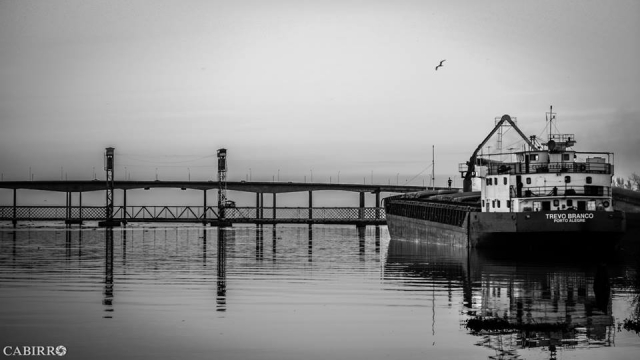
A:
509 185 611 198
486 161 612 176
549 133 575 143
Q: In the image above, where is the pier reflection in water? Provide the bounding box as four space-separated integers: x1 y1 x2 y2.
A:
0 224 638 360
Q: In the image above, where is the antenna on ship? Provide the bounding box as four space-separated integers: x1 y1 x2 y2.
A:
546 105 556 141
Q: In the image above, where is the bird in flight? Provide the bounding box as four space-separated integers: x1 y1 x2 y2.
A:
435 59 446 71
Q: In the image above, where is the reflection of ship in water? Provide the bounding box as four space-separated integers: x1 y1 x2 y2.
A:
384 236 615 358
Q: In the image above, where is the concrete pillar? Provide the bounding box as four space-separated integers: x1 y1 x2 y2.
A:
66 191 71 219
359 192 365 219
255 192 260 220
375 191 380 219
12 188 17 227
260 193 264 219
203 189 207 223
308 191 313 220
272 193 276 220
79 191 83 221
122 189 127 221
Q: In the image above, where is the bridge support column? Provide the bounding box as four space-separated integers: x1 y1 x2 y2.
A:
203 190 207 225
255 193 260 222
122 189 126 224
260 193 264 220
79 191 82 223
308 191 313 221
375 191 380 219
67 192 71 219
65 192 83 226
359 192 365 219
12 188 17 228
272 193 276 220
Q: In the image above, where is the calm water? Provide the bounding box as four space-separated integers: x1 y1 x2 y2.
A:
1 224 639 360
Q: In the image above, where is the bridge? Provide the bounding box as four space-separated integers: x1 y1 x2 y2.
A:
0 180 435 227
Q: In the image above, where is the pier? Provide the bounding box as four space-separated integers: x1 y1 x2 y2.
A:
0 180 434 227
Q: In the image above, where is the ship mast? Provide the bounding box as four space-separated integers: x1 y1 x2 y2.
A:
547 105 556 141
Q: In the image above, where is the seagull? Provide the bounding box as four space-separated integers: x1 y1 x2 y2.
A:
435 59 446 71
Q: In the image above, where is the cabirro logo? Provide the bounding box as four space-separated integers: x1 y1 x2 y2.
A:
2 346 66 356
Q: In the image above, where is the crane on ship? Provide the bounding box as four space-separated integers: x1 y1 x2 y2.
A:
462 114 539 192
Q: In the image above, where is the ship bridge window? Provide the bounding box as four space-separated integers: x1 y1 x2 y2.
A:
487 178 492 186
567 199 573 207
586 176 592 184
526 177 531 185
503 177 507 185
531 154 539 161
564 176 571 183
563 153 571 161
553 200 559 207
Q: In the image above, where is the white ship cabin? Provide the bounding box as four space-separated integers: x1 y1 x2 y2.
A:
477 134 614 213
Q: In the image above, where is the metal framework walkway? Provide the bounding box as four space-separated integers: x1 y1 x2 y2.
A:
0 205 386 225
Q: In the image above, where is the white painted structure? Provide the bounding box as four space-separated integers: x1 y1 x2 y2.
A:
477 133 614 213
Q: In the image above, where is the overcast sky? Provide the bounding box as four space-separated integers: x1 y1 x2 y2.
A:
1 0 639 187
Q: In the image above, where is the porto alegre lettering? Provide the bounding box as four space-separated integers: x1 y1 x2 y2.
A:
545 213 594 223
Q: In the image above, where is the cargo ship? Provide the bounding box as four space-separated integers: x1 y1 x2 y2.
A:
384 108 626 248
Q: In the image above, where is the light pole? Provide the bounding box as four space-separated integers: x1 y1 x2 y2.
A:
188 168 191 181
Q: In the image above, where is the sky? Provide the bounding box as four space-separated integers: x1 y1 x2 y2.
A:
1 0 639 192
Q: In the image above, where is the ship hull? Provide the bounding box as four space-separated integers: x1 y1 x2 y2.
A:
386 207 626 249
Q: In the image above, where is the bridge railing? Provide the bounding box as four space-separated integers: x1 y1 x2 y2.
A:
0 206 386 221
0 206 106 220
